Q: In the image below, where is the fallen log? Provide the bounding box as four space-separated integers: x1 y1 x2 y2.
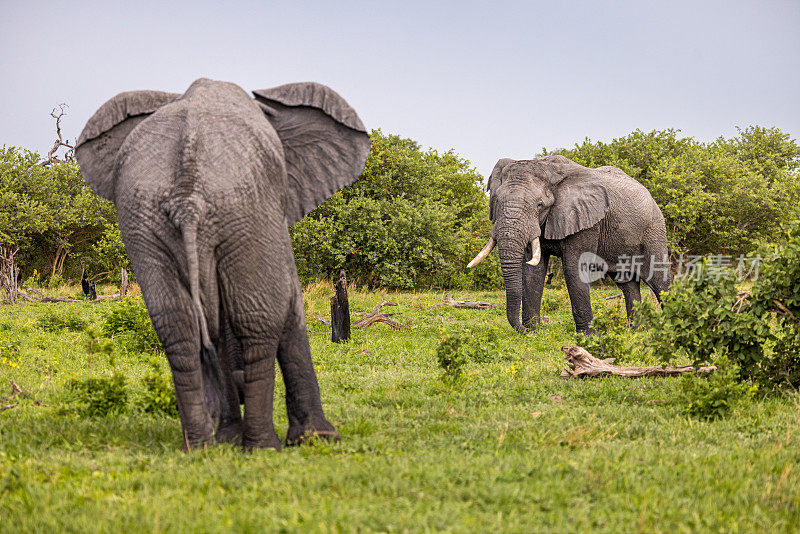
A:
428 293 503 310
25 288 82 303
353 300 411 330
560 345 716 379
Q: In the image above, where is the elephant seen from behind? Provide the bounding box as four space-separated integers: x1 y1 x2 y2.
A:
76 78 371 449
468 155 671 334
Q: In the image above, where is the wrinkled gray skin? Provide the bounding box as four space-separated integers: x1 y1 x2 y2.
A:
75 79 370 450
472 156 671 334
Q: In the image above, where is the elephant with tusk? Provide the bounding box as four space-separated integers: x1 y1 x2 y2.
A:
468 155 671 334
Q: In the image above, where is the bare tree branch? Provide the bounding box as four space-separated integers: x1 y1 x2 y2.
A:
40 103 75 167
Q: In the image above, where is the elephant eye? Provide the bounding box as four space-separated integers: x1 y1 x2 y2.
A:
537 201 543 208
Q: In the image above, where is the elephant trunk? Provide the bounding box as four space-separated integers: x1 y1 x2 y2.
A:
497 232 528 333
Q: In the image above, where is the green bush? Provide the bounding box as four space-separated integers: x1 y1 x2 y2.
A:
436 328 500 382
36 307 88 333
19 269 42 289
0 148 119 281
140 359 178 416
67 373 129 416
290 130 502 290
102 298 161 353
638 212 800 390
576 303 650 364
750 212 800 389
679 353 756 421
540 291 562 314
639 260 768 376
549 127 800 257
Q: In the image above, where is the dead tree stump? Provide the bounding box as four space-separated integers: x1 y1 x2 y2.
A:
0 247 20 303
330 270 351 343
120 268 128 298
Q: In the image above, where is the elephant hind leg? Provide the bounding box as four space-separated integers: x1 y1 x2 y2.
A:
128 244 214 449
277 300 339 446
215 240 286 450
615 279 642 322
214 309 245 445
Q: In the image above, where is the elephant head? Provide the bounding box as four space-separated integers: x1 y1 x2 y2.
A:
468 155 610 332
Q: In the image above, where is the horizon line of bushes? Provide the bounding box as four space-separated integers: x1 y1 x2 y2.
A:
1 126 798 290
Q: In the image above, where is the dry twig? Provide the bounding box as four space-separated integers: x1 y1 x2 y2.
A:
773 300 797 321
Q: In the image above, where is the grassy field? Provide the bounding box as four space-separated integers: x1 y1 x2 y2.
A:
1 282 799 532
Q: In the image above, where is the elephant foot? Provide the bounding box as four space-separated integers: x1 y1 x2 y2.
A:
243 431 282 451
285 419 340 446
522 316 549 330
215 419 243 445
576 326 596 336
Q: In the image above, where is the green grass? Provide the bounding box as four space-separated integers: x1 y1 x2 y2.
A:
1 284 799 532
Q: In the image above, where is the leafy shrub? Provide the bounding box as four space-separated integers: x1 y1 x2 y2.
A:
290 130 502 290
0 148 119 282
749 213 800 389
19 269 42 289
436 328 500 382
639 212 800 389
549 127 800 257
102 298 161 353
639 259 768 375
577 303 650 364
140 359 178 416
36 307 88 333
67 373 129 416
46 273 65 289
540 291 562 314
679 353 756 420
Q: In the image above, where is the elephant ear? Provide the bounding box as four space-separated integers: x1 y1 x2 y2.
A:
253 82 371 225
487 158 514 222
543 176 610 240
75 90 180 201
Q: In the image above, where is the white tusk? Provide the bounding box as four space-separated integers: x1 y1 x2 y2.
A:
467 237 496 268
526 238 541 266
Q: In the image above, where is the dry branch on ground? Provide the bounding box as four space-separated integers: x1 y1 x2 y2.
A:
560 345 716 379
427 293 503 310
0 380 48 411
353 300 411 330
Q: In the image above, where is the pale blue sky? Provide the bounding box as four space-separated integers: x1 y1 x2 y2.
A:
1 0 797 177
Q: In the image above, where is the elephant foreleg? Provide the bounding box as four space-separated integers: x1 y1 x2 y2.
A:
522 254 550 329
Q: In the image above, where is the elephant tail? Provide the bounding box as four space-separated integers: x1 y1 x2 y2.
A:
182 220 224 420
